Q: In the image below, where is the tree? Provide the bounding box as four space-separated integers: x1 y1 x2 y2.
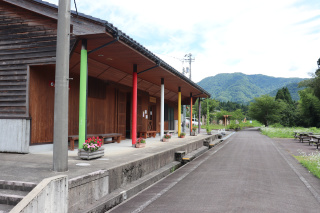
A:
299 68 320 100
275 87 293 105
275 87 297 127
193 98 219 121
248 95 284 126
297 88 320 127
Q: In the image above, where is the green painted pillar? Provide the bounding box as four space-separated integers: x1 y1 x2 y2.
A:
78 39 88 149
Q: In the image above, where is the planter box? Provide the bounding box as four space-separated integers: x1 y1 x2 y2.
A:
135 143 146 148
162 138 170 142
78 147 105 160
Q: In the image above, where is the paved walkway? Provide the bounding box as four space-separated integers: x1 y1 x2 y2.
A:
110 128 320 213
0 128 211 183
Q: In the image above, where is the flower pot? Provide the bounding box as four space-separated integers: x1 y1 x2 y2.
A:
136 143 146 148
78 147 104 160
207 132 212 135
180 135 185 138
190 131 197 136
162 138 170 142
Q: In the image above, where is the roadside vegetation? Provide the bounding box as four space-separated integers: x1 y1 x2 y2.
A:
294 152 320 179
260 127 320 138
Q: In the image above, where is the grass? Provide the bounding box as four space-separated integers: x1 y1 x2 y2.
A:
201 124 226 130
294 152 320 179
201 120 263 130
260 127 320 138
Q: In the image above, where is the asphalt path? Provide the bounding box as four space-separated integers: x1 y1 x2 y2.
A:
109 128 320 213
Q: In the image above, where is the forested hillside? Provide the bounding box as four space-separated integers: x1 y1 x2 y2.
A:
268 82 304 101
197 73 305 103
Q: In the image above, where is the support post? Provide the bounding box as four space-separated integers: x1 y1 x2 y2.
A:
182 105 186 133
207 97 209 127
132 64 138 145
198 98 201 133
160 78 164 140
53 0 71 172
190 93 193 135
178 87 181 137
78 39 88 149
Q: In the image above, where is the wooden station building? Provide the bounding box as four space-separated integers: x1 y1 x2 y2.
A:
0 0 210 153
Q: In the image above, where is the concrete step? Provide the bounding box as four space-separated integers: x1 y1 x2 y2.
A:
182 146 208 162
0 180 37 211
0 203 14 213
0 180 36 192
0 189 29 197
77 161 182 213
209 139 223 148
0 192 24 206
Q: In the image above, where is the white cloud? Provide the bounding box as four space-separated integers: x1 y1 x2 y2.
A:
46 0 320 82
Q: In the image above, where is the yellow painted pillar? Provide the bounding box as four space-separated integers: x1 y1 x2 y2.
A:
178 87 181 137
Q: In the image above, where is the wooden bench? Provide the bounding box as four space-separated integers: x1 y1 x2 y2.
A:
298 132 312 143
311 135 320 149
138 131 157 139
68 133 122 151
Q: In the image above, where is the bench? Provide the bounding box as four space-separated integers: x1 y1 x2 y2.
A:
311 135 320 149
138 131 157 139
68 133 122 151
298 132 312 143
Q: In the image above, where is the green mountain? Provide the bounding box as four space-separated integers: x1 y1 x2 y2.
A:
197 73 306 103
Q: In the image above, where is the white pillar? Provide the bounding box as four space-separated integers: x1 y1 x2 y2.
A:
160 78 164 140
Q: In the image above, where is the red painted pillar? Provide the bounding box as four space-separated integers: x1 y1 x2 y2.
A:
190 93 193 135
132 64 137 145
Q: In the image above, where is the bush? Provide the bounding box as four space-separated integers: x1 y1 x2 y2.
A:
271 123 284 128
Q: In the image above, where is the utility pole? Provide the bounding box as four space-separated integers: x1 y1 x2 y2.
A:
182 53 195 133
183 53 195 81
53 0 71 172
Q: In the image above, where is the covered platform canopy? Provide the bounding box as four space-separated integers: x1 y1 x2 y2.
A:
70 28 210 105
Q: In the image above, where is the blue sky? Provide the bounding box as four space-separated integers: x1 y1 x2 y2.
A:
46 0 320 82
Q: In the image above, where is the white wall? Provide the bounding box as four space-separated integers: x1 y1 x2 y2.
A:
0 119 30 153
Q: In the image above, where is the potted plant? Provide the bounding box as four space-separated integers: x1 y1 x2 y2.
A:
180 132 186 138
206 126 212 135
162 133 171 142
78 137 104 160
136 137 146 148
191 126 197 136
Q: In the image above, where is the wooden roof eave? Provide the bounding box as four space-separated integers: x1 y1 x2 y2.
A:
73 33 209 102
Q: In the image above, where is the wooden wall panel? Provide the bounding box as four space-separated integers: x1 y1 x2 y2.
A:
68 74 80 136
0 2 58 117
29 65 118 144
117 91 126 139
0 2 77 118
29 66 55 143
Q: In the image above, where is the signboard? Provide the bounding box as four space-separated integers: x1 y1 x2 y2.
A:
150 96 156 103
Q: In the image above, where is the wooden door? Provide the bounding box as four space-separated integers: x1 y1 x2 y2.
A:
148 105 156 131
117 91 126 139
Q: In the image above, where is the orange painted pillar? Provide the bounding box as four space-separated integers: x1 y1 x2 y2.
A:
132 64 137 145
